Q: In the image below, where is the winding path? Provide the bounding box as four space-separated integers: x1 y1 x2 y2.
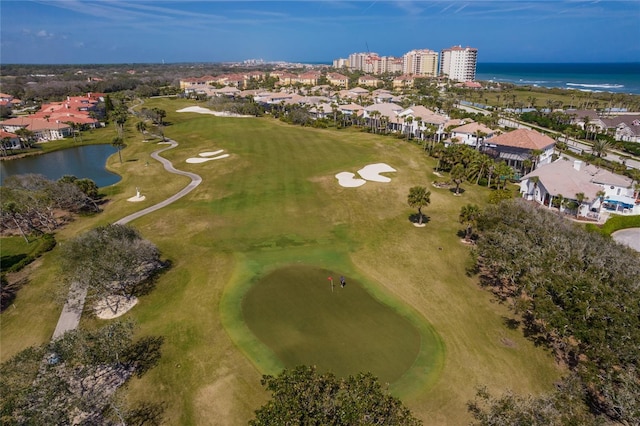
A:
52 138 201 339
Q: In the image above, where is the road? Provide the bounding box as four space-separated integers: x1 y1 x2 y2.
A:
52 137 201 339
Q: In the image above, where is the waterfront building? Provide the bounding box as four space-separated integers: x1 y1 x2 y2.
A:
440 45 478 82
402 49 439 77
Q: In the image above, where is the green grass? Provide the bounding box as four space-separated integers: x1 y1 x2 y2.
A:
1 98 562 425
237 264 442 396
585 213 640 235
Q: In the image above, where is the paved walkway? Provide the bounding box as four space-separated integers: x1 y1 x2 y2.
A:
52 138 201 339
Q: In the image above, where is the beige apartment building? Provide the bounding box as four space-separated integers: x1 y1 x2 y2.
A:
402 49 439 77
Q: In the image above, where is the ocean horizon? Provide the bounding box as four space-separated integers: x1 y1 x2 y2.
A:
475 62 640 95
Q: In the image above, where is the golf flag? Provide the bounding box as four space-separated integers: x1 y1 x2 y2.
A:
328 276 333 281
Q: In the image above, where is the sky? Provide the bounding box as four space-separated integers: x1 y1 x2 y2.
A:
1 0 639 64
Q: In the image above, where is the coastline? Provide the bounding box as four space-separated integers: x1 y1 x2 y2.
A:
476 62 640 95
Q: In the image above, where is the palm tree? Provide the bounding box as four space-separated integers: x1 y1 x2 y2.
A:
112 136 125 163
14 128 35 149
459 204 480 241
591 139 610 158
494 162 514 189
450 164 466 195
575 192 588 218
404 116 413 140
136 121 147 134
407 186 431 226
65 121 78 142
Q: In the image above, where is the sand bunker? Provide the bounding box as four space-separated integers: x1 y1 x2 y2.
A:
127 195 146 202
357 163 397 182
186 148 230 163
199 150 225 157
336 163 396 187
176 106 251 117
335 172 367 187
186 154 230 163
94 295 138 319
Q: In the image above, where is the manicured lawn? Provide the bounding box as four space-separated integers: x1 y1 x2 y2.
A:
239 264 440 389
0 98 562 425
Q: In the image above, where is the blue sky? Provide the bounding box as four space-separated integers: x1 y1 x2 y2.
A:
1 0 639 64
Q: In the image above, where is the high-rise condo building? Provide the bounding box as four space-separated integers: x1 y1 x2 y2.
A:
402 49 439 77
439 45 478 82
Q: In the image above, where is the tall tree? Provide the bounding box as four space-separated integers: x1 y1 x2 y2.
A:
459 204 481 241
60 224 165 313
250 365 421 426
407 186 431 226
451 163 466 195
112 136 125 163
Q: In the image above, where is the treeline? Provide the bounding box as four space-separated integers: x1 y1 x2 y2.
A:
0 321 164 425
0 174 101 240
470 200 640 424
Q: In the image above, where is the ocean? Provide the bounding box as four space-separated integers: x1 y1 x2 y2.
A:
475 63 640 95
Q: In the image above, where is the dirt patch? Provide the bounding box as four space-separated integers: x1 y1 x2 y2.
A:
500 337 517 348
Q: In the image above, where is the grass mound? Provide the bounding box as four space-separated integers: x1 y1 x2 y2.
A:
242 265 425 384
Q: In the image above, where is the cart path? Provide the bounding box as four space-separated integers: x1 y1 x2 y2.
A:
53 138 201 339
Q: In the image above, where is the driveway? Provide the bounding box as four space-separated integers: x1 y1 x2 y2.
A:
612 228 640 252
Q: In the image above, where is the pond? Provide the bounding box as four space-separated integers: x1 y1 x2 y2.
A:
0 144 120 187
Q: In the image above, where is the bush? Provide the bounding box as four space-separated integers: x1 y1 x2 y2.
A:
7 233 56 273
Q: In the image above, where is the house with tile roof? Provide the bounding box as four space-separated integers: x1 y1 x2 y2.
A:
484 128 556 174
602 114 640 143
449 122 496 148
327 73 349 88
1 117 71 142
0 129 22 152
358 75 382 88
398 105 449 140
392 75 415 89
520 158 639 218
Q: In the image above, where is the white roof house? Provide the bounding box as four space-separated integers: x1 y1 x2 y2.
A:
520 157 638 218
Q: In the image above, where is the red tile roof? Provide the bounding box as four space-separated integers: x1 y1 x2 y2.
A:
488 128 555 150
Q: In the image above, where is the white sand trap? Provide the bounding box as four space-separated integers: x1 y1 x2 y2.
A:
186 154 230 163
176 106 251 117
336 172 367 187
357 163 397 182
199 149 225 157
94 295 138 319
127 195 146 202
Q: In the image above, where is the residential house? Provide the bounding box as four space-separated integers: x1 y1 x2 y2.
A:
392 75 415 89
358 75 382 88
520 158 638 218
484 128 556 174
363 103 403 132
1 116 71 142
327 73 349 88
0 129 22 151
293 71 321 86
449 122 496 148
397 105 448 140
605 115 640 143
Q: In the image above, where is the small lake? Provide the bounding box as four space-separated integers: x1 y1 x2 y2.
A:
0 144 121 188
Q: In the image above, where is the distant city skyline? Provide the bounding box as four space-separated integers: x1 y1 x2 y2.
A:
1 0 639 65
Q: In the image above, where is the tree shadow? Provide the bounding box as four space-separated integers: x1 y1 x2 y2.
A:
408 213 431 224
1 254 28 272
125 401 166 426
502 316 521 330
125 335 165 377
449 187 466 194
133 260 172 298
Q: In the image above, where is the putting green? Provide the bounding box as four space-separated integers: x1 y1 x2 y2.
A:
239 264 443 391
